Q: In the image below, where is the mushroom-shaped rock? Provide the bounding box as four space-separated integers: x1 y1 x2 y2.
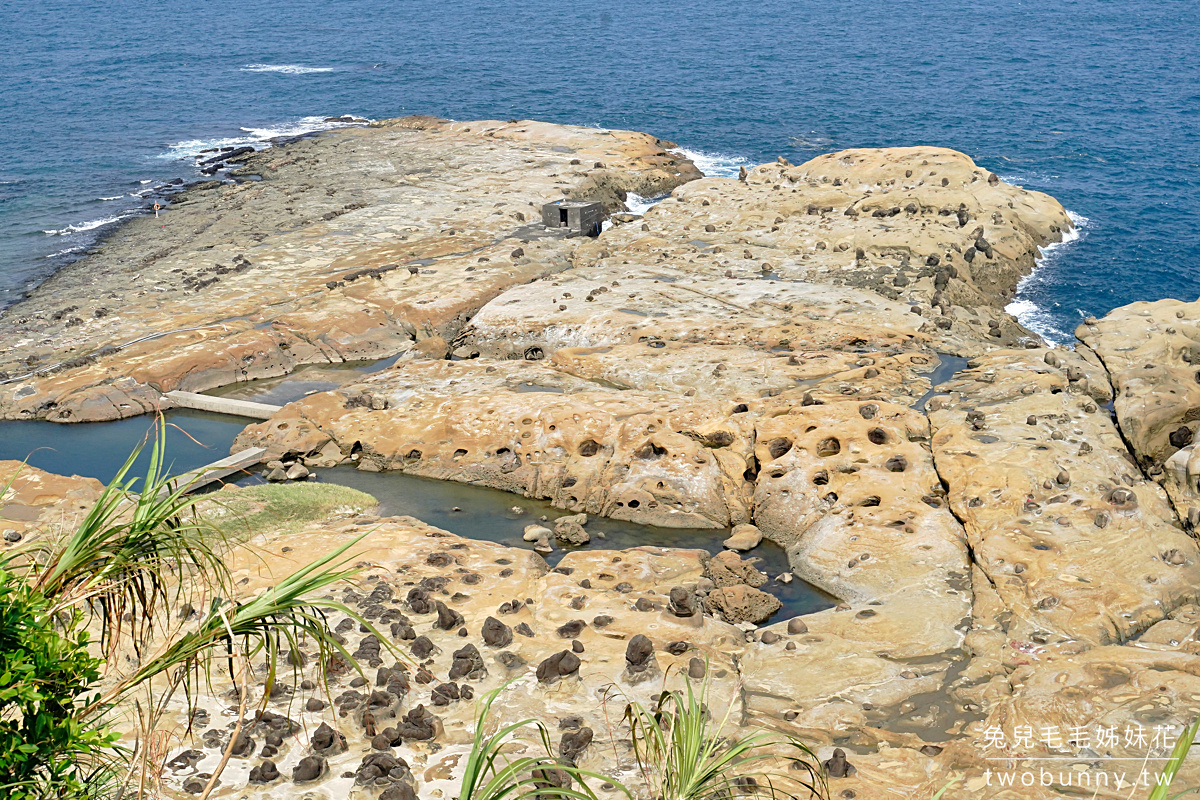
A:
481 616 513 648
536 650 581 684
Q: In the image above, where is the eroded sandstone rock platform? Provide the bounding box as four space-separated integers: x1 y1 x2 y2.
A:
4 118 1199 798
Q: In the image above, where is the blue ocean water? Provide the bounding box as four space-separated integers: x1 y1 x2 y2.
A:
0 0 1196 342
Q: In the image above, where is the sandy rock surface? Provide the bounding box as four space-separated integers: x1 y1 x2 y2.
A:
1079 299 1200 526
10 119 1200 797
0 118 697 422
0 461 103 548
929 349 1200 646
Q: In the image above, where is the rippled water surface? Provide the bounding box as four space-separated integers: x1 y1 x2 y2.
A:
0 0 1196 341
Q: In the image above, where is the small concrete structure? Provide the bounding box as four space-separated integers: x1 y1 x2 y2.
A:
158 447 267 497
165 390 282 420
541 200 604 237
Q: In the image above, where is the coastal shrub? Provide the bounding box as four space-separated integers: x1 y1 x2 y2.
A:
0 422 397 798
0 570 116 800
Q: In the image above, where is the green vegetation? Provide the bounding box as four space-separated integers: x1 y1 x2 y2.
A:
199 481 377 539
0 424 387 799
0 423 832 800
622 672 826 800
0 571 115 800
457 684 611 800
1148 718 1198 800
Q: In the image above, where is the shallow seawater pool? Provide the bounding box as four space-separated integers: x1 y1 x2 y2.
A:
0 409 836 620
204 354 404 405
273 466 838 620
0 409 251 485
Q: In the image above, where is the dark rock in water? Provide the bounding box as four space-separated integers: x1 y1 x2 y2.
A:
200 146 254 166
482 616 512 647
449 643 486 680
560 727 594 764
536 650 581 683
292 755 326 783
435 600 465 631
824 748 856 778
248 759 280 783
396 704 440 740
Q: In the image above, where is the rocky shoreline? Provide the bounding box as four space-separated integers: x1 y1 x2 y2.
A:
3 117 1199 798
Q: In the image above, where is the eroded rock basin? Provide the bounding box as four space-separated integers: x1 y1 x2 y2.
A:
0 410 835 622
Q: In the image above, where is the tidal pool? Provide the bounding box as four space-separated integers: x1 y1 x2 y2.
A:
0 408 837 620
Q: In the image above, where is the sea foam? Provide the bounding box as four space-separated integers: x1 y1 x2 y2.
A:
42 214 130 236
673 148 748 179
623 148 750 215
1004 210 1089 345
161 116 369 162
240 64 334 75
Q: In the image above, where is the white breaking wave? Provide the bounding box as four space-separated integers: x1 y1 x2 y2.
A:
42 214 131 236
46 245 85 258
672 147 749 179
621 148 750 216
1004 210 1090 345
98 195 123 201
161 116 370 161
241 64 334 75
624 193 664 216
